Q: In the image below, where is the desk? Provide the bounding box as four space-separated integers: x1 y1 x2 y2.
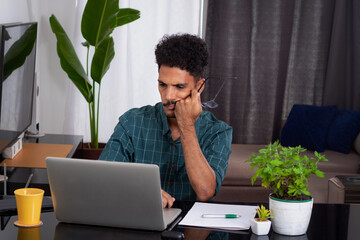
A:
0 134 83 196
0 201 359 239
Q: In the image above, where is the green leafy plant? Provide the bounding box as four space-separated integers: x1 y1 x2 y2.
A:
49 0 140 148
256 205 272 221
246 140 328 200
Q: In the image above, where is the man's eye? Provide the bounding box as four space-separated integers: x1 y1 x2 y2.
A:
176 85 185 89
159 82 166 87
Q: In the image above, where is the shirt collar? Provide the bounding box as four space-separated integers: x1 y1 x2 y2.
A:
156 102 170 135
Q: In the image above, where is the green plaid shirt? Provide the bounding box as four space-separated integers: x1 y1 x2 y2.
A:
99 103 232 200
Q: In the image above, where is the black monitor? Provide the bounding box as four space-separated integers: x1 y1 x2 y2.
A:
0 22 37 156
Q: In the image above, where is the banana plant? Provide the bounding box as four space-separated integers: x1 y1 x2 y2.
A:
49 0 140 148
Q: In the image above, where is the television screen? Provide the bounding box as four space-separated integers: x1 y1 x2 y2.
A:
0 22 37 154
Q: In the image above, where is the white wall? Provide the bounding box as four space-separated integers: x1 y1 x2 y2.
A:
0 0 84 137
0 0 201 143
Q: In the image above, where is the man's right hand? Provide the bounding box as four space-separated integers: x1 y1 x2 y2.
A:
161 189 175 208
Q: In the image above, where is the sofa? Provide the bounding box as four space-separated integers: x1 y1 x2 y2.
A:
214 105 360 204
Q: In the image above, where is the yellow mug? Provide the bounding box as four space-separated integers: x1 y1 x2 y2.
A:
14 188 44 226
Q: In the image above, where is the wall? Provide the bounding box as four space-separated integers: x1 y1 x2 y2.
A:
0 0 83 136
0 0 201 142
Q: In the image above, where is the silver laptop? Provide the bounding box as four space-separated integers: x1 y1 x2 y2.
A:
46 157 182 231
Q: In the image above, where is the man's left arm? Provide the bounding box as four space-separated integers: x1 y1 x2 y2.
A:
176 89 232 201
180 126 216 201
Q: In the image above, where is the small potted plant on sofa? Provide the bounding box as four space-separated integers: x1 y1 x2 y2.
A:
246 141 328 236
250 205 272 235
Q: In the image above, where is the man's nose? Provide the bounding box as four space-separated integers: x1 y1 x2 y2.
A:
165 87 176 101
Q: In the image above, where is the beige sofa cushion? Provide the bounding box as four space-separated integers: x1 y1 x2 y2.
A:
305 150 360 173
223 144 360 187
223 144 266 186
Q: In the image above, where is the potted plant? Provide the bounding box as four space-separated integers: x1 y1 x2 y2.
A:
246 141 328 236
49 0 140 153
250 205 272 235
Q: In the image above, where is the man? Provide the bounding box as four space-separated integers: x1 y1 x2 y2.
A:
99 34 232 208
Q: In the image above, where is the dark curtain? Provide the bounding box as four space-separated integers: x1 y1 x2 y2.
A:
323 0 360 109
203 0 360 144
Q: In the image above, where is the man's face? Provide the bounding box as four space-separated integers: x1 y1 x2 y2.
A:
158 65 199 118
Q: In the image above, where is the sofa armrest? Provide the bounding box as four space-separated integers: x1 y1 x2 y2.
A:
328 177 345 204
354 133 360 155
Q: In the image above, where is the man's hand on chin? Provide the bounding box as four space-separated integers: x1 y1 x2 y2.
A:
174 89 202 129
161 189 175 208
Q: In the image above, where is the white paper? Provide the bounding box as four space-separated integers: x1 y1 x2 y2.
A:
179 202 257 230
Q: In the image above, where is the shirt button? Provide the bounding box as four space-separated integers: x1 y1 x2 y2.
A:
167 182 171 186
171 164 175 168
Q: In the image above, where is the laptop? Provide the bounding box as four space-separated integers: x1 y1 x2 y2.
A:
46 157 182 231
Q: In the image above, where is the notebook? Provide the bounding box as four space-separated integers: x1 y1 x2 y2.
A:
46 157 181 231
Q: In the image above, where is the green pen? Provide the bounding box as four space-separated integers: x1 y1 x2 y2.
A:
201 214 241 218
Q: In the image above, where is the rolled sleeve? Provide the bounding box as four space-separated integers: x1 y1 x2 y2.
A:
202 125 233 196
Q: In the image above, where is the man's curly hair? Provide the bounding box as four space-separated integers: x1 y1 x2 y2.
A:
155 34 208 80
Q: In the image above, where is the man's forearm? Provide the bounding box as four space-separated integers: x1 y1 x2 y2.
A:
180 126 216 201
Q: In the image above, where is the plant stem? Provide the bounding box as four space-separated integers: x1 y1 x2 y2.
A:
91 80 98 148
96 83 101 147
86 45 89 75
85 44 97 149
88 102 92 144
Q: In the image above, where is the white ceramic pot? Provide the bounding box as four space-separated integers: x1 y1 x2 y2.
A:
250 218 271 235
269 194 313 236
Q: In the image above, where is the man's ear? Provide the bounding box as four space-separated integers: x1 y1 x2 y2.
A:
197 78 206 93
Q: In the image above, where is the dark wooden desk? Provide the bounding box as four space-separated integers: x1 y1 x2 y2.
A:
0 200 359 239
0 134 83 196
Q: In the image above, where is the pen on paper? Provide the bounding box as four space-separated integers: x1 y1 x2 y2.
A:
201 214 241 219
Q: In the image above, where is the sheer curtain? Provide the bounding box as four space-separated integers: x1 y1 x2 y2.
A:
39 0 201 143
204 0 360 144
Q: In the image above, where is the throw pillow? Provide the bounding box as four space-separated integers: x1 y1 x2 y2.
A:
326 110 360 154
280 104 338 152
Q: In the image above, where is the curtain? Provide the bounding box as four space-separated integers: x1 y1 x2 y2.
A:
323 0 360 109
204 0 360 144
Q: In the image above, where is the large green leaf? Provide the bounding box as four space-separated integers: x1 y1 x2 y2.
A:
91 37 114 84
49 15 93 103
116 8 141 27
3 24 37 81
81 0 119 47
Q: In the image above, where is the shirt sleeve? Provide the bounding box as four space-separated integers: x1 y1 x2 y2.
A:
98 117 134 162
201 123 233 196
